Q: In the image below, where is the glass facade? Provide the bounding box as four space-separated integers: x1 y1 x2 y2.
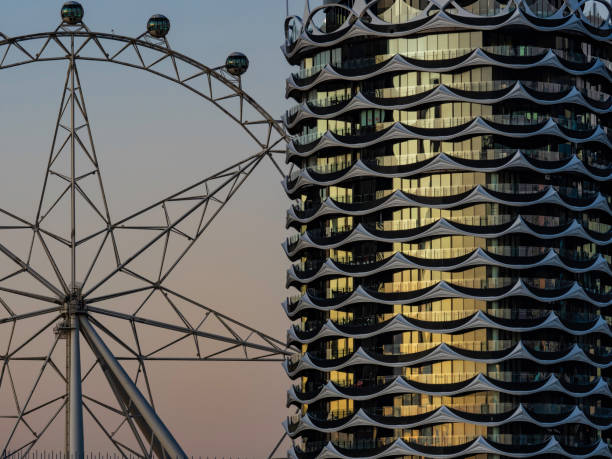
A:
282 0 612 457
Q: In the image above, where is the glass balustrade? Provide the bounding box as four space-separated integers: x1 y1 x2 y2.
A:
294 46 607 80
285 80 611 120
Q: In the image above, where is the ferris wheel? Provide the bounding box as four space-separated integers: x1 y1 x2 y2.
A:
0 2 293 457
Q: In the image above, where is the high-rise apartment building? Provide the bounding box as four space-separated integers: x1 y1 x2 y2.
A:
282 0 612 456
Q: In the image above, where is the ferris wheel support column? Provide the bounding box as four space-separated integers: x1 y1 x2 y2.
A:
69 312 84 458
66 32 85 458
79 315 188 459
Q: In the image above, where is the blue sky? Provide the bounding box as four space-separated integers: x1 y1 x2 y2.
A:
0 1 302 456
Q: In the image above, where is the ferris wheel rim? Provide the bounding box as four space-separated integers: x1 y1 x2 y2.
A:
0 29 287 149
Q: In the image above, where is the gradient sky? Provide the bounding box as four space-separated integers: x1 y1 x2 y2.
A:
0 1 306 456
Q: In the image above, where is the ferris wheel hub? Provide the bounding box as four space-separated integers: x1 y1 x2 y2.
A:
55 285 84 338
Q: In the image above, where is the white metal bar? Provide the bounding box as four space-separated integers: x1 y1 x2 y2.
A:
69 315 84 458
79 315 187 459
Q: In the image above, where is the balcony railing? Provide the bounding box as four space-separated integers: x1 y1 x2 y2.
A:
286 80 611 119
294 371 607 394
294 433 595 453
293 46 602 80
293 113 600 146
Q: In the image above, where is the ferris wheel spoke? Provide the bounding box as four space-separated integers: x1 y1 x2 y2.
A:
87 287 292 360
0 395 62 449
14 403 76 459
120 268 156 288
86 302 291 361
80 367 140 455
34 230 70 295
0 269 26 285
1 331 61 455
80 360 98 386
0 239 64 299
162 287 291 351
79 315 185 458
148 155 265 285
142 334 190 361
19 399 67 458
72 64 117 233
101 384 150 459
199 343 244 360
73 182 109 224
5 364 24 425
158 290 197 337
130 322 156 408
267 432 289 459
5 315 62 361
0 322 16 368
267 150 287 178
4 441 34 458
0 363 45 449
83 390 145 454
0 208 33 229
76 149 262 248
47 358 67 384
83 394 123 416
81 401 131 459
88 308 224 360
34 62 71 226
0 307 61 326
157 213 172 283
81 357 138 450
115 441 145 459
21 393 67 417
87 285 155 305
80 231 111 287
0 321 16 411
0 295 15 318
0 286 61 305
85 315 140 358
29 55 118 294
82 152 267 297
37 227 71 248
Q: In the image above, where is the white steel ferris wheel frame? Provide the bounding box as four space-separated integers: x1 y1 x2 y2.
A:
0 13 293 459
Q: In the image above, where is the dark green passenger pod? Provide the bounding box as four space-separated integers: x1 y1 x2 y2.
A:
61 1 84 25
147 15 170 38
225 52 249 76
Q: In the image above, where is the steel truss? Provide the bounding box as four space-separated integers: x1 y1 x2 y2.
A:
0 16 293 459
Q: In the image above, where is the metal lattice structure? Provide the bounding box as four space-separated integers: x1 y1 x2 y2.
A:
0 4 293 458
